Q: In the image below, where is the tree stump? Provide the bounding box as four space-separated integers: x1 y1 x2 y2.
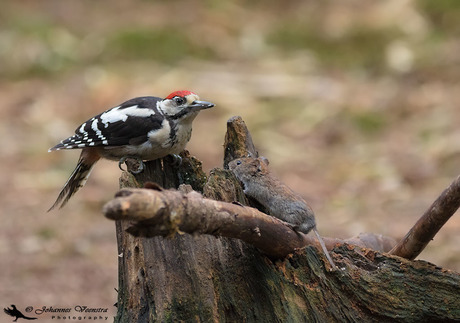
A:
111 117 460 322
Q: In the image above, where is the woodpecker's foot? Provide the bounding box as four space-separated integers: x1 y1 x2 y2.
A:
131 159 145 174
118 156 145 174
168 154 183 167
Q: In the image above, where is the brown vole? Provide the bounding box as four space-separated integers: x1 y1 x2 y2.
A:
229 156 336 269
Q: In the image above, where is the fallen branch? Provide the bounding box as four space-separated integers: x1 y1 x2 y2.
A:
104 185 395 258
105 186 307 258
390 175 460 259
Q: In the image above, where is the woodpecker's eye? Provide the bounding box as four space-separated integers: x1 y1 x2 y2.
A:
174 96 186 105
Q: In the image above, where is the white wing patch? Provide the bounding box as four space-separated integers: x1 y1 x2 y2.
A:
123 105 156 117
99 106 125 127
99 105 156 128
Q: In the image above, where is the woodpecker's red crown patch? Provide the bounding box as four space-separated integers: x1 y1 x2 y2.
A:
165 90 195 100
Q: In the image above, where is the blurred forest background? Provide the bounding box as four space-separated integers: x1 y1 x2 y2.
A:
1 0 460 312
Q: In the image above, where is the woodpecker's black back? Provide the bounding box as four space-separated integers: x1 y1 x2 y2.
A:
50 96 165 151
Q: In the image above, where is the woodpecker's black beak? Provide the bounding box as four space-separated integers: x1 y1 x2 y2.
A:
189 100 215 110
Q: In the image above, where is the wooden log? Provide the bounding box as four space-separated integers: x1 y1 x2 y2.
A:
110 117 460 322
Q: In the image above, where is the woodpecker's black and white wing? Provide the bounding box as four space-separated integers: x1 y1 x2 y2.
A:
49 96 165 151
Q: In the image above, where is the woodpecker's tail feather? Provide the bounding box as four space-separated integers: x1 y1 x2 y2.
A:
48 150 100 211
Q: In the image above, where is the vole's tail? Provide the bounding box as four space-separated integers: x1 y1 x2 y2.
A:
313 228 337 271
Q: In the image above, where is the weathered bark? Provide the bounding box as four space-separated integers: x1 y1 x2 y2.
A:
223 115 258 168
112 117 460 322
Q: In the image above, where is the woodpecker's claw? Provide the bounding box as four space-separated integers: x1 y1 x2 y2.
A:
118 157 127 172
119 156 145 174
169 154 182 167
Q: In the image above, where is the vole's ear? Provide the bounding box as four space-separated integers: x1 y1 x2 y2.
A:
254 158 262 172
259 156 269 166
255 158 268 172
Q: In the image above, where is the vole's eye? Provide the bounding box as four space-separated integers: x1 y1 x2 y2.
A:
236 160 242 165
174 96 186 105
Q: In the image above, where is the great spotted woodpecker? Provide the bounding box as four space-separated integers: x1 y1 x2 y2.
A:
48 90 214 211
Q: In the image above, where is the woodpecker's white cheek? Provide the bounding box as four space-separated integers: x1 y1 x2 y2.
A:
158 100 177 115
147 119 171 145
